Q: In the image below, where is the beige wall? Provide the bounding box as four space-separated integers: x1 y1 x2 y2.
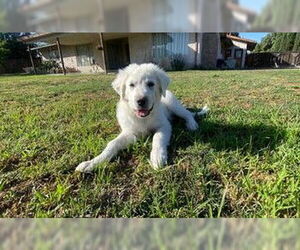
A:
128 33 153 64
38 32 205 72
63 42 105 73
60 45 77 71
40 42 105 73
128 33 202 70
128 33 201 70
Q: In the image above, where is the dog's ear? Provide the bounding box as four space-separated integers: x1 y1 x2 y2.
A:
112 64 139 98
112 69 126 98
156 67 170 97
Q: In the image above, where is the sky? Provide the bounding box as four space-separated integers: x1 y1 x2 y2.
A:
240 0 269 13
239 33 269 43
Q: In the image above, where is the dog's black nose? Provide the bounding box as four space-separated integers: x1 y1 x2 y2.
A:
137 98 147 107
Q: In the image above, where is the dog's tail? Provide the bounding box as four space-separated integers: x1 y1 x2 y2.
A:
193 105 210 117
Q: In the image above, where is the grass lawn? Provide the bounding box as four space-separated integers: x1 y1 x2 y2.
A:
0 69 299 218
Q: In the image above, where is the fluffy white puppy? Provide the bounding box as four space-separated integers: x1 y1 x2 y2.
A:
76 63 208 173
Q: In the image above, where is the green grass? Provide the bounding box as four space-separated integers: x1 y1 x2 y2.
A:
0 69 299 218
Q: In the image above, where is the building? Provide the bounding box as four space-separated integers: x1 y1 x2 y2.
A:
21 32 224 73
220 34 257 69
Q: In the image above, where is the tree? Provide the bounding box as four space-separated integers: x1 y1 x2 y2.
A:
0 32 30 67
254 43 262 53
272 33 285 52
260 33 273 52
292 33 300 52
254 33 300 53
284 33 297 51
0 40 9 66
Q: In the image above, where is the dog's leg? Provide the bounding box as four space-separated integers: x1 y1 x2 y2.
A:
76 133 136 173
150 124 171 169
163 91 199 131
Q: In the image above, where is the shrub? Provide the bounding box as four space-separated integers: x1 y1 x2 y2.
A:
36 61 61 74
170 54 185 71
158 57 170 71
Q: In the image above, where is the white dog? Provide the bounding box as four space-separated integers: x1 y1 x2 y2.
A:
76 63 208 173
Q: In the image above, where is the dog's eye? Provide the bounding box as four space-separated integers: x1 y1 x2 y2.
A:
147 82 155 88
129 83 135 88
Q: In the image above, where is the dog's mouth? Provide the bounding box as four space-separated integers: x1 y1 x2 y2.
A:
135 106 153 118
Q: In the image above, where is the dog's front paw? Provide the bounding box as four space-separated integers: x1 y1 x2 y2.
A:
186 119 199 131
150 148 168 170
75 161 94 173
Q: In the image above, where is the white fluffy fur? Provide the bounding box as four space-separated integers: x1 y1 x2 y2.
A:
76 63 208 172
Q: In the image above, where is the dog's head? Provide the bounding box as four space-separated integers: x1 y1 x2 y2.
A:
112 63 170 118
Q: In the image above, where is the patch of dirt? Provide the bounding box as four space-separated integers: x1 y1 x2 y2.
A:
0 155 21 173
250 170 276 182
226 182 258 215
0 179 34 217
284 82 300 93
205 164 236 216
0 173 56 217
291 86 300 93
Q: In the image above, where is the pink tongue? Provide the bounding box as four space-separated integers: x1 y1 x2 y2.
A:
137 110 149 117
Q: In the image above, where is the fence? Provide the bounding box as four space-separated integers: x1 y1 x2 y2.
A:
246 52 300 69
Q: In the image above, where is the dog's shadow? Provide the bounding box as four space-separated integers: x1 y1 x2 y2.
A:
78 112 286 179
170 113 286 159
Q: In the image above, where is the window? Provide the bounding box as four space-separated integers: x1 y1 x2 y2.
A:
234 49 243 59
76 44 93 67
48 47 59 60
152 33 189 60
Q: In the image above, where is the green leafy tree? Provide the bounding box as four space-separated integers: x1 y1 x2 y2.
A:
0 40 9 66
292 33 300 52
254 33 300 53
272 33 285 52
254 43 262 52
285 33 297 51
260 33 273 52
0 32 31 68
0 33 29 59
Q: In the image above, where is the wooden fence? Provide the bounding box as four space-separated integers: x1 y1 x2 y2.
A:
246 52 300 68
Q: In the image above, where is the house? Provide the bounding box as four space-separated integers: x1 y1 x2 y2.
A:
21 32 224 73
219 33 257 69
